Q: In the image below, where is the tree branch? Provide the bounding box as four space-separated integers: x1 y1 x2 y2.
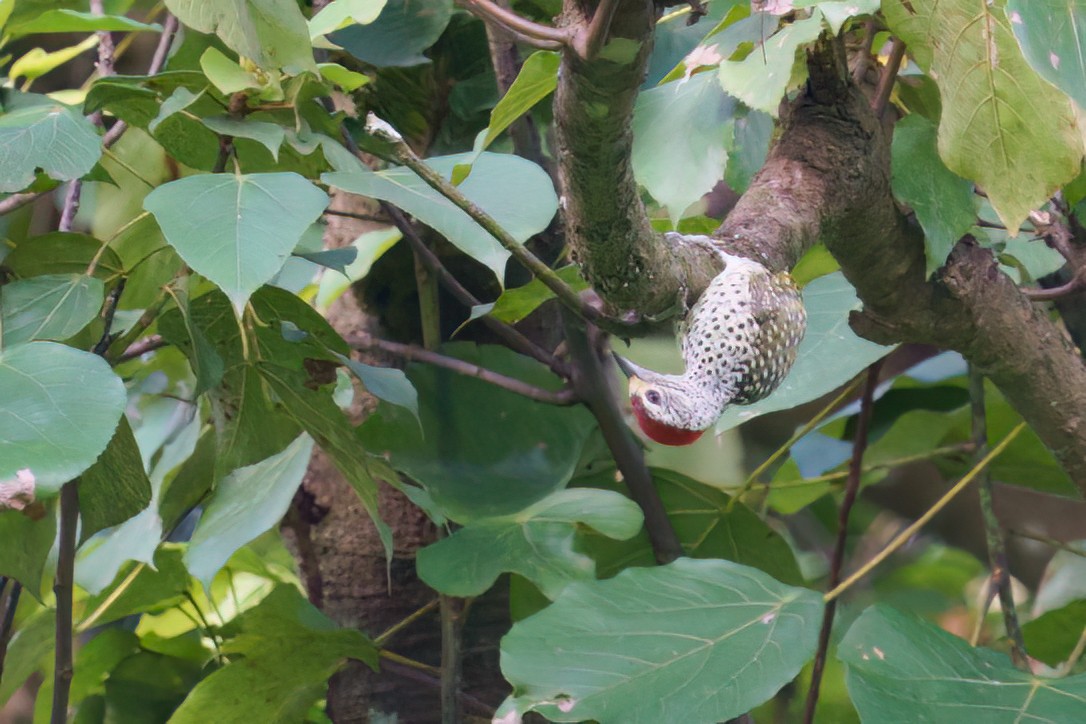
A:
350 334 578 405
457 0 573 48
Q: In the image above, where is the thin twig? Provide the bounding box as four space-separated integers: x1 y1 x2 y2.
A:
764 444 973 491
374 599 440 647
1022 274 1086 301
871 38 906 116
351 334 578 405
851 18 877 85
563 315 683 563
324 208 388 224
970 367 1028 668
824 422 1027 603
1008 529 1086 559
381 658 497 717
804 361 881 723
727 375 867 511
1059 627 1086 676
457 0 573 48
381 203 569 377
0 578 22 682
115 334 167 362
365 115 599 324
439 593 464 724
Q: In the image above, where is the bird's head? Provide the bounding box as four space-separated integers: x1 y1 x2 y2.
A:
614 355 712 446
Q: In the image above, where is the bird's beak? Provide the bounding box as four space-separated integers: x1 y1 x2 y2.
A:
613 353 651 380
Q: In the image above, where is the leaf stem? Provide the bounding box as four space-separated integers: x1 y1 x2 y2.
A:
365 115 599 324
824 421 1027 603
50 481 79 724
804 361 881 723
374 598 440 647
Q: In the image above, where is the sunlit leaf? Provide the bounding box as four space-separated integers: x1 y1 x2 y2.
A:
482 50 559 150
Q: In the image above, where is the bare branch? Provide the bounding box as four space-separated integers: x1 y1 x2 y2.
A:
573 0 620 60
871 38 906 116
457 0 573 48
350 334 578 405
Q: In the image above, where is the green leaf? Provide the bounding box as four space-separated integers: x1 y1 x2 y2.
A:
148 87 201 133
314 227 401 306
724 106 773 194
70 629 142 704
144 173 329 312
717 12 826 116
337 355 419 421
165 0 317 74
482 50 559 150
202 116 286 160
633 72 736 224
0 273 104 346
580 468 803 585
884 0 1083 233
0 342 126 492
0 90 101 193
169 287 226 397
323 152 557 282
841 604 1086 722
3 232 123 280
309 0 387 37
258 364 393 559
714 272 892 431
1022 599 1086 667
79 546 191 628
330 0 452 67
9 36 99 83
0 608 54 706
487 265 588 325
168 586 377 723
359 344 596 523
418 489 643 599
891 114 977 277
185 435 313 588
500 558 824 722
79 417 153 543
6 9 160 35
199 47 261 94
316 62 370 91
798 0 879 33
1007 0 1086 109
0 504 55 597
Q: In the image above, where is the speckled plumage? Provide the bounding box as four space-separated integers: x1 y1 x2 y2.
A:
624 253 806 442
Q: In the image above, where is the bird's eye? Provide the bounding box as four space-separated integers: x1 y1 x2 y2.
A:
645 389 662 405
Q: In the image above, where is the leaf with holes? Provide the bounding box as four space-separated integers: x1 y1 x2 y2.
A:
500 558 823 723
1007 0 1086 109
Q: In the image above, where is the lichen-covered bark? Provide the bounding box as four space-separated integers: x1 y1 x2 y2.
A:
555 0 719 314
555 24 1086 494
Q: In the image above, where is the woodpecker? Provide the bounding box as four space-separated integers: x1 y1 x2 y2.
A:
616 251 806 446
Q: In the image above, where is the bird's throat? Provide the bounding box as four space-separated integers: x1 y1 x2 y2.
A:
631 397 705 446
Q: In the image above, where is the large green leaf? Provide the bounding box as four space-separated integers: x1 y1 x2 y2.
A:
1022 599 1086 667
80 417 153 543
164 0 317 74
884 0 1083 233
841 604 1086 722
308 0 387 37
2 232 123 280
185 435 313 588
359 344 596 523
330 0 452 67
714 272 892 431
891 114 978 277
323 152 558 282
79 545 191 628
0 342 126 492
0 90 101 193
0 273 104 346
417 489 643 599
500 558 823 723
633 72 736 224
717 12 826 116
144 173 329 312
1007 0 1086 108
168 586 377 723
